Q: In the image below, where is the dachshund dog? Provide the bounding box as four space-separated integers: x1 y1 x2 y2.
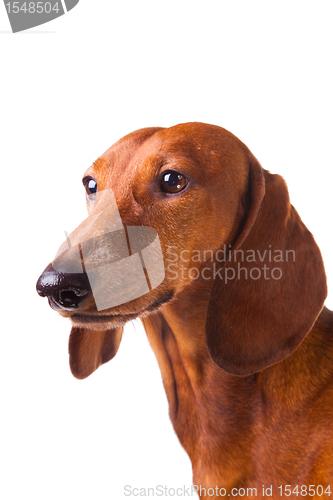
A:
37 123 333 499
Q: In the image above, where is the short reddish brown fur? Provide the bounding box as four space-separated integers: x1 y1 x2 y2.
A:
41 123 333 498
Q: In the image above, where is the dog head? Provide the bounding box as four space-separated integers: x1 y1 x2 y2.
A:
37 123 327 378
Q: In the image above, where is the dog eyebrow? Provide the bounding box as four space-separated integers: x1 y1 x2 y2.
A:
89 159 105 173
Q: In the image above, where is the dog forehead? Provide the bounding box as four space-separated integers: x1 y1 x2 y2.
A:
97 127 162 167
132 123 250 185
87 127 163 187
94 123 249 189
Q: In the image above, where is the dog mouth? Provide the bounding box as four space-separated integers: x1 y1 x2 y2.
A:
70 291 174 325
71 311 138 325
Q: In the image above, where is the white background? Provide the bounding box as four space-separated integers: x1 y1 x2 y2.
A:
1 2 332 499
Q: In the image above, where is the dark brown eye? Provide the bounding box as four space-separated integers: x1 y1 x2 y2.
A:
83 177 97 200
160 171 188 193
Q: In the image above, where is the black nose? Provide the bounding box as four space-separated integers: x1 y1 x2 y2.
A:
36 264 92 311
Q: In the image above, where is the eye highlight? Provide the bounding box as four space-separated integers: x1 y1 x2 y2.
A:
160 171 188 194
83 177 98 200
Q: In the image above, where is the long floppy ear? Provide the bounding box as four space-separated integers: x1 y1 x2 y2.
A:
205 157 327 376
69 327 123 379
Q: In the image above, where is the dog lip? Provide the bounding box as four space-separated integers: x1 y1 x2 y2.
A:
145 290 174 311
71 291 174 324
71 312 137 324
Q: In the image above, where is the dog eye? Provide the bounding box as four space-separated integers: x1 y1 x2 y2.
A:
160 171 188 194
83 177 98 200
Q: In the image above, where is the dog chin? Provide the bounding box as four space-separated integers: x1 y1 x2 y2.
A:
70 312 137 329
68 290 175 329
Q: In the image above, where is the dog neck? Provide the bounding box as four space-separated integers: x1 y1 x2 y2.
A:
144 293 333 492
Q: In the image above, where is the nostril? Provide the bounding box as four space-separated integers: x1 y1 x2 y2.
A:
58 289 89 309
